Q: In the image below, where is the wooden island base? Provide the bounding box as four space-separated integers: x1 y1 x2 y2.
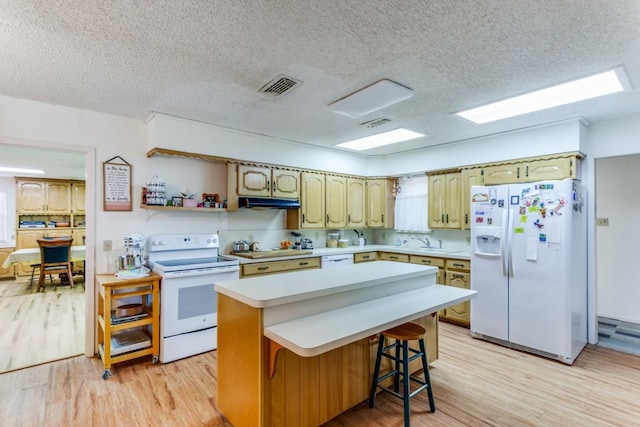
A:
214 262 476 427
217 294 438 427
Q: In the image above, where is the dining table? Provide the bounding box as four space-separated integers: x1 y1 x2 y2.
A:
2 245 86 268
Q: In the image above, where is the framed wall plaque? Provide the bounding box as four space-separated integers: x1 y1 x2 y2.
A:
103 156 132 211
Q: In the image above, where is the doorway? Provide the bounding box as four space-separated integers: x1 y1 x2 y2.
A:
595 154 640 355
0 140 95 373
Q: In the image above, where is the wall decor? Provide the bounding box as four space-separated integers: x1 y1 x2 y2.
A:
103 156 132 211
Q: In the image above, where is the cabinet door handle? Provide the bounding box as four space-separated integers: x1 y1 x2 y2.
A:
348 214 351 223
422 259 432 264
441 214 444 223
452 273 464 279
517 166 520 179
453 263 465 268
299 262 309 266
267 180 270 192
258 266 269 271
326 214 329 225
446 214 449 223
465 213 468 224
381 214 384 223
525 165 529 177
390 256 398 260
362 255 370 259
302 214 305 223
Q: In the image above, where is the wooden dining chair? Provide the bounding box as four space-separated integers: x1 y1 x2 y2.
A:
36 237 74 292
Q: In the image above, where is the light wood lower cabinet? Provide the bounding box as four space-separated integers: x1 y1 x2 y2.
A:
241 257 321 277
378 252 409 263
354 251 377 263
0 248 15 279
442 259 471 327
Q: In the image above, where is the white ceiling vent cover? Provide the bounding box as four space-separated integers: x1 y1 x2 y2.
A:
260 75 302 96
361 117 391 128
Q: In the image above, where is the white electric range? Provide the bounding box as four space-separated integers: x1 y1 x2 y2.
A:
147 233 239 363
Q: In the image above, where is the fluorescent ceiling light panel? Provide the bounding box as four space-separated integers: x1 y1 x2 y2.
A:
329 80 414 118
336 128 424 151
0 166 44 174
455 67 629 124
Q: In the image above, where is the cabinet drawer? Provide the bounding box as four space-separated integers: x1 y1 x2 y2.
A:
445 259 470 271
378 252 409 263
242 257 321 277
354 252 377 263
409 255 445 268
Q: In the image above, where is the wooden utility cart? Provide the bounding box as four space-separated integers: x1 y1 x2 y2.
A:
95 273 160 379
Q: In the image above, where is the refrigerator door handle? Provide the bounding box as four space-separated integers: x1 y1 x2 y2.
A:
501 208 508 277
508 208 515 277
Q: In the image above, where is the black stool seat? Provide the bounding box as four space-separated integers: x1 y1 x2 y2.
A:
369 322 435 427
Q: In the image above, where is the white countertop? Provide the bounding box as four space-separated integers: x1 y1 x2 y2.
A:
225 244 471 264
264 284 476 357
214 261 436 308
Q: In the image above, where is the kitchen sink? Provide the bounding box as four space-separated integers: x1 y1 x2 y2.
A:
417 248 462 254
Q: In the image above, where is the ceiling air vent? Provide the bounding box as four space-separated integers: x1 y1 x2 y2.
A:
361 117 391 128
259 75 302 96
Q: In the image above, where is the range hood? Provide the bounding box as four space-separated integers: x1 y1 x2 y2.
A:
238 197 301 209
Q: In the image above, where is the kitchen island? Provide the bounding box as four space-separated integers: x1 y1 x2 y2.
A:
214 261 476 427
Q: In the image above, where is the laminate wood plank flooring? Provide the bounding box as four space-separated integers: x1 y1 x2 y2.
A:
0 277 85 373
1 323 639 426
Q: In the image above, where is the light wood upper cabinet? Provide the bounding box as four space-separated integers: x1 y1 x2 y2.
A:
71 182 86 213
16 179 71 214
347 178 366 228
482 155 580 185
237 165 300 198
461 168 483 230
272 169 300 198
325 175 347 229
16 180 46 213
524 157 576 181
482 163 522 185
366 179 388 228
428 172 461 229
300 171 325 229
237 165 271 197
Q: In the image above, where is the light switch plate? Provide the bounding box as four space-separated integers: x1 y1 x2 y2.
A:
103 240 112 251
596 218 609 226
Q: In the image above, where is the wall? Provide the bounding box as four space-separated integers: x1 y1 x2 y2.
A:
146 113 369 176
368 119 583 176
0 177 16 244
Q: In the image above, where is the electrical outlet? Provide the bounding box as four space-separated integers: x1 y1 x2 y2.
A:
314 232 319 240
466 236 471 243
596 218 609 226
103 240 112 251
382 232 387 239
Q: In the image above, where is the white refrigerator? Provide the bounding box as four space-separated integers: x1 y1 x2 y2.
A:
470 179 587 364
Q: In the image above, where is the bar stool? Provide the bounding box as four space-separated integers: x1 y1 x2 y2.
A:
368 322 435 426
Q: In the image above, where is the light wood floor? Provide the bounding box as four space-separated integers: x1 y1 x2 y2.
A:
0 276 85 374
1 322 638 427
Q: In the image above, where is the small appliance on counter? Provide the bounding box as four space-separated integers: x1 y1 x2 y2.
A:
290 231 302 250
116 232 150 279
354 229 366 247
301 238 313 250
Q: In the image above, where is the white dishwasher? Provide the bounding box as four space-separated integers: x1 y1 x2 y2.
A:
321 254 354 268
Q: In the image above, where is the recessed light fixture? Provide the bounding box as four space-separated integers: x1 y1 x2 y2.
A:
335 128 425 151
329 80 414 118
455 67 629 124
0 166 45 174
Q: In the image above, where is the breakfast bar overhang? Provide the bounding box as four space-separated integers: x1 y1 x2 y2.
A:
214 261 477 427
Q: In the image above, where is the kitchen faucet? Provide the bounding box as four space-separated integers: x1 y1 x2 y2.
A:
413 236 431 248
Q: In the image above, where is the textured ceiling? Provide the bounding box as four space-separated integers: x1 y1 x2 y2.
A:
1 1 640 157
